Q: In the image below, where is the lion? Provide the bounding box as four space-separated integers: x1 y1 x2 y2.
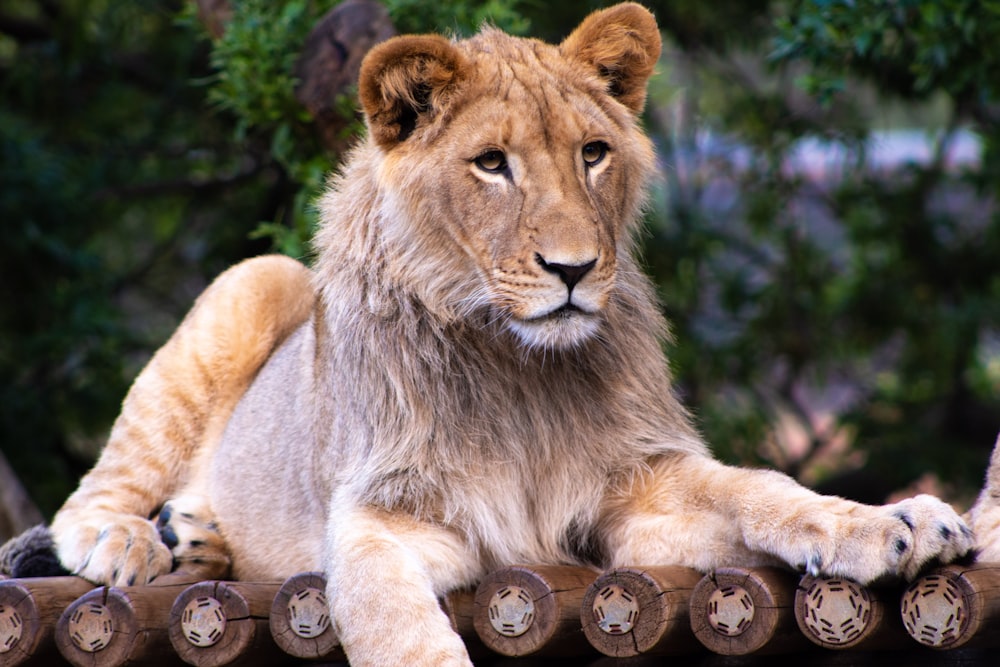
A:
49 4 973 665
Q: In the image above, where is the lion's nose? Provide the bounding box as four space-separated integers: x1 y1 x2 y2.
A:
535 254 597 290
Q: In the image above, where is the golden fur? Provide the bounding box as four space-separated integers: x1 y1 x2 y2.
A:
968 435 1000 560
52 5 974 665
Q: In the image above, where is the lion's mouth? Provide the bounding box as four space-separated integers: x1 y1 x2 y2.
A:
526 302 586 323
508 301 602 350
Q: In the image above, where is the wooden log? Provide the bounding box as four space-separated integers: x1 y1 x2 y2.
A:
268 572 344 661
0 576 94 667
580 565 703 657
473 565 598 657
0 452 45 541
169 580 285 666
54 571 201 667
795 575 909 651
440 588 492 660
689 566 809 655
901 562 1000 650
294 0 396 155
269 573 488 661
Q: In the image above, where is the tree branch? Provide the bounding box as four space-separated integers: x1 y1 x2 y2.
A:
0 449 44 542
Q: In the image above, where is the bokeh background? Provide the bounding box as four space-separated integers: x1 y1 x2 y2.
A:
2 0 999 539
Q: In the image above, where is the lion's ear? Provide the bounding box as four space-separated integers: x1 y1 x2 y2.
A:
560 3 661 114
358 35 467 148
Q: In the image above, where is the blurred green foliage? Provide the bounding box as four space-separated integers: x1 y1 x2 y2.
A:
195 0 526 255
383 0 529 35
1 0 997 516
650 0 1000 499
1 0 277 514
773 0 1000 105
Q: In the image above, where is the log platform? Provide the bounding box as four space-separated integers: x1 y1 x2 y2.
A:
901 563 1000 650
794 575 910 651
0 564 999 665
268 572 344 661
472 565 597 657
55 572 200 667
580 565 702 657
688 566 809 655
0 576 93 666
168 581 284 666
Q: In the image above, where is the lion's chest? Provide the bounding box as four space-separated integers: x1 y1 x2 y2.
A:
425 449 608 567
324 307 643 567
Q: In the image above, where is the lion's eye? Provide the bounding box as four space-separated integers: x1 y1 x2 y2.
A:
474 150 508 173
582 141 608 167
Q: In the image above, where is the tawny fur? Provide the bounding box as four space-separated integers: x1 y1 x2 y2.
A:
51 256 314 584
51 5 974 666
967 435 1000 561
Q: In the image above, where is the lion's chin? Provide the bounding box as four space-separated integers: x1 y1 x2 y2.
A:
507 308 601 351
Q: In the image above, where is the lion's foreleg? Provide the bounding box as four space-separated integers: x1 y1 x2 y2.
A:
51 255 314 586
602 453 972 584
326 505 480 667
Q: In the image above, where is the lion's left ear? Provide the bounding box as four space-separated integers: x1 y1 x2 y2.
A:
358 34 468 148
560 3 661 114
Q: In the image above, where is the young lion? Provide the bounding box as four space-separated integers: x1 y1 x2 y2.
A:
51 4 972 665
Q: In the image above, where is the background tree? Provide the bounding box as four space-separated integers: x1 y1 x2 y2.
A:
1 0 997 537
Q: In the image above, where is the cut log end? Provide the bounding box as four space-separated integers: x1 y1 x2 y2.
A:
285 586 331 639
178 595 228 648
66 600 115 653
689 567 806 656
581 566 702 658
797 577 871 646
794 575 909 651
56 588 138 667
0 602 24 655
590 582 640 636
706 583 756 637
473 565 597 657
901 569 973 649
0 576 94 666
169 580 284 667
269 572 343 660
486 584 536 638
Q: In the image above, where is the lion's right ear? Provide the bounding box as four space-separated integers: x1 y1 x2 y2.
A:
358 35 467 148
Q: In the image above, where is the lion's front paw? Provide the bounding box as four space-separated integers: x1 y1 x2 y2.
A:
802 495 973 584
155 496 230 579
883 494 973 579
51 510 173 586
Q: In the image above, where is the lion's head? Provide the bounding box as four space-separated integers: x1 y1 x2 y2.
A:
326 3 661 351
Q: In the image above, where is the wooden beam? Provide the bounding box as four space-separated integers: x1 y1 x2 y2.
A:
902 562 1000 650
581 565 702 657
795 575 910 650
0 576 93 666
0 452 43 544
268 571 344 661
168 580 284 666
54 571 201 667
689 566 809 655
473 565 598 657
